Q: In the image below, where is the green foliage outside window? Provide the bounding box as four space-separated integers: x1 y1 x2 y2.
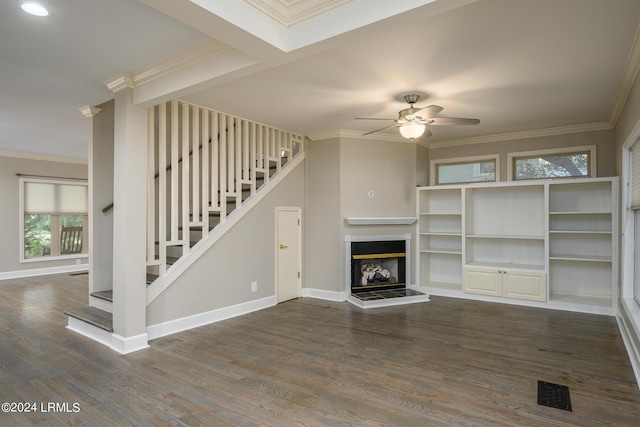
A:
23 214 85 259
24 214 51 258
515 153 589 180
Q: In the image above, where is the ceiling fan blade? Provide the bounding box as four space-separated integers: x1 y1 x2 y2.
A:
412 105 444 119
355 117 396 121
428 117 480 125
362 124 398 136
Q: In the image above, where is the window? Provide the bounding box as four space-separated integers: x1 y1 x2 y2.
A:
20 178 88 261
508 146 596 181
631 140 640 306
430 155 499 185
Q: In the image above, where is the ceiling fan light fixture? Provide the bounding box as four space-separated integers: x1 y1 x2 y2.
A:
399 122 426 140
21 1 49 16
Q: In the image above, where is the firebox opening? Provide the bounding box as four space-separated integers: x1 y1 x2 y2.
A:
351 240 406 294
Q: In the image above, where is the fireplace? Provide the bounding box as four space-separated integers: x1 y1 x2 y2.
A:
350 240 406 293
345 234 429 308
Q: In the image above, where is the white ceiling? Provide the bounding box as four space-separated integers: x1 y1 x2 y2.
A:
2 0 640 161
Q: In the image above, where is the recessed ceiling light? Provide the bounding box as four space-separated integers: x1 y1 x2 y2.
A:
21 1 49 17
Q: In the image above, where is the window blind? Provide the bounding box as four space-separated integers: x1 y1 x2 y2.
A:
24 181 88 214
632 139 640 210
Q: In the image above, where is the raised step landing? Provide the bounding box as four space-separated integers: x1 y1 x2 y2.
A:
90 290 113 302
347 289 430 309
64 306 113 332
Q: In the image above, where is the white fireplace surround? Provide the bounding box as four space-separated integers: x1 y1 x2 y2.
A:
344 234 412 295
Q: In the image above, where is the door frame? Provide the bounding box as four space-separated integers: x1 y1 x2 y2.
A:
275 206 302 302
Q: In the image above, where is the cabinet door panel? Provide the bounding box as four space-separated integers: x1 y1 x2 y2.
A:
504 272 546 302
464 269 502 296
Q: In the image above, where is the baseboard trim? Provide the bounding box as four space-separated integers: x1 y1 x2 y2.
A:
617 299 640 389
66 316 115 349
147 296 277 340
66 317 149 354
0 264 88 281
112 333 150 354
302 288 347 301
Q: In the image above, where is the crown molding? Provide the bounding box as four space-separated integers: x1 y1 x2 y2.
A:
313 121 613 148
105 73 134 93
105 40 231 93
245 0 352 27
78 105 102 118
610 23 640 127
426 121 614 149
306 129 408 143
0 150 88 165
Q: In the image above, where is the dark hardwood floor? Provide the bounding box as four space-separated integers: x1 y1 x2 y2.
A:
1 273 639 426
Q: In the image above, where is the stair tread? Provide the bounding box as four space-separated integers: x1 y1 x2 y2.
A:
147 273 158 284
64 306 113 332
90 290 113 302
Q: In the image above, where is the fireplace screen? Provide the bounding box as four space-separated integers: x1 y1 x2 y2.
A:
351 240 406 293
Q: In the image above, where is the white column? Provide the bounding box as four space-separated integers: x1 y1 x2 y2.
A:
111 86 149 352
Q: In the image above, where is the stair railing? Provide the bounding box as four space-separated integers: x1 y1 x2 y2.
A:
146 100 303 286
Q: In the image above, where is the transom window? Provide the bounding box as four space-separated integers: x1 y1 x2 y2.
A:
508 146 596 181
431 155 499 185
20 177 88 261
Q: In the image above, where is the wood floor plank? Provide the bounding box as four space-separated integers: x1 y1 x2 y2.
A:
1 273 639 425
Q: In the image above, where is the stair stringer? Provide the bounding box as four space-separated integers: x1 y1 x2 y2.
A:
146 151 305 305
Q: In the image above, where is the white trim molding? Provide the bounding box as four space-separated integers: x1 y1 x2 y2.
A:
345 217 417 226
0 150 87 165
147 296 277 340
79 105 102 118
66 318 149 354
0 264 88 281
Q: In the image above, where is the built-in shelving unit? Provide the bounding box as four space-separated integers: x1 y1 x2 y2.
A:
547 180 615 310
416 177 617 314
418 188 463 290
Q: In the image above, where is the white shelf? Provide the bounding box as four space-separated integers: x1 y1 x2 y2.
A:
421 248 462 255
549 211 612 215
549 230 612 235
420 212 462 216
421 231 462 236
422 281 462 291
465 261 545 271
549 292 612 308
466 234 545 240
549 254 612 262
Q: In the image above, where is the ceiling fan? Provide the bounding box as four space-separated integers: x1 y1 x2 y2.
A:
356 94 480 140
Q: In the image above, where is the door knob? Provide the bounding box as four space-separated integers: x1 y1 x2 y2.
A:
279 244 288 249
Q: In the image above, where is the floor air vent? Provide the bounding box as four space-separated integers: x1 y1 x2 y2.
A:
537 380 572 411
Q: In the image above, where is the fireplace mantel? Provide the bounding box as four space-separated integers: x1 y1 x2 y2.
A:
345 217 417 226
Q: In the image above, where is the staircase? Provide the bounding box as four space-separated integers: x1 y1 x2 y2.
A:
66 99 304 344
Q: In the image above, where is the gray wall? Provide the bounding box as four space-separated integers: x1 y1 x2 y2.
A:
0 155 88 275
305 137 420 292
304 138 342 292
90 100 115 293
429 128 616 182
147 160 306 325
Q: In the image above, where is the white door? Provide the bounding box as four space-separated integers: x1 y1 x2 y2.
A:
276 207 301 303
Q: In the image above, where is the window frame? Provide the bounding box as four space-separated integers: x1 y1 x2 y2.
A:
19 176 89 263
430 154 500 186
507 145 597 181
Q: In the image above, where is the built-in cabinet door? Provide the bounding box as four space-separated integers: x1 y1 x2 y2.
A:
464 268 546 301
464 269 502 296
503 271 546 302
